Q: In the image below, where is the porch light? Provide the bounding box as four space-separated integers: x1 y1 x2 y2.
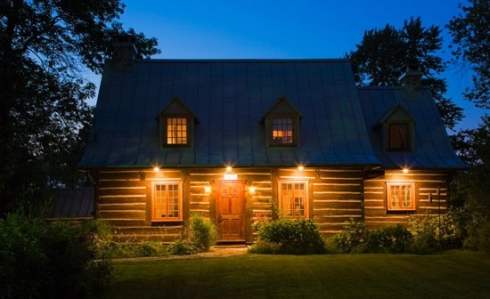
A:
204 185 212 194
402 167 409 174
297 164 305 172
153 166 160 173
248 186 256 194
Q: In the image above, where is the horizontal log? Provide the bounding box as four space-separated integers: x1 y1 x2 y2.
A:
98 210 146 219
98 203 146 211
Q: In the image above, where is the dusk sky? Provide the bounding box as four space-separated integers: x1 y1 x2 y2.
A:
88 0 485 130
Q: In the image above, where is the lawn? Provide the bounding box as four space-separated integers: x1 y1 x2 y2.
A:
102 251 490 299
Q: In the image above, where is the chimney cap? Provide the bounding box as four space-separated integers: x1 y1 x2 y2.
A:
399 67 423 88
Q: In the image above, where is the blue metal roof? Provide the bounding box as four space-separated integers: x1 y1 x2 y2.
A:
358 87 465 169
80 59 461 169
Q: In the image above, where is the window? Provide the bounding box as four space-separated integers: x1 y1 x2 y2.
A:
152 181 182 221
271 118 294 145
166 117 188 145
386 182 415 211
388 123 410 151
279 181 308 218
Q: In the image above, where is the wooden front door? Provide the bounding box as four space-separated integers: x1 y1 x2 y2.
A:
216 181 245 241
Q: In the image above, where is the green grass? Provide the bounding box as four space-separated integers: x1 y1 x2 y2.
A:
102 251 490 299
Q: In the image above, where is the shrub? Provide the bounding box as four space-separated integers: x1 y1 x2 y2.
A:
331 219 369 253
478 221 490 254
249 240 281 254
254 219 325 254
188 215 216 252
98 241 169 259
366 225 413 253
0 214 112 299
168 240 196 255
408 214 462 251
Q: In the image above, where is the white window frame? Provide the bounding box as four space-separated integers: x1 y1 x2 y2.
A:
151 179 183 222
278 180 309 218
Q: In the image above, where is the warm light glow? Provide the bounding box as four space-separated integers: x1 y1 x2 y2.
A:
402 168 409 174
224 173 238 181
297 165 305 172
153 166 160 173
226 166 233 172
248 186 256 194
204 185 212 194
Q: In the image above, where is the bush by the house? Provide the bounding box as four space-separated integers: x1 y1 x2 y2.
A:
366 225 413 253
251 219 325 254
99 241 169 258
167 239 197 255
188 214 216 251
0 214 112 299
326 220 412 253
408 214 462 252
327 219 369 253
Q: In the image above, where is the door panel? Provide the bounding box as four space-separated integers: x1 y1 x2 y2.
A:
217 181 245 241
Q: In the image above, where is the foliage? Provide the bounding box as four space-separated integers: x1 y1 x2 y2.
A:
0 0 159 214
329 221 413 253
330 219 369 253
254 219 325 254
451 116 490 253
249 240 282 254
188 215 216 252
366 225 413 253
408 214 462 252
448 0 490 108
98 241 169 259
0 214 112 299
167 240 197 255
347 17 462 129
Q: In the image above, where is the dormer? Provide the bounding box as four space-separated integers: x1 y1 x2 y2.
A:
262 97 302 147
159 97 198 147
378 104 415 152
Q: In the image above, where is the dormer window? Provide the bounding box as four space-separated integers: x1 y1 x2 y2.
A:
263 97 301 147
166 117 188 145
159 97 197 147
271 118 294 145
378 105 414 152
388 123 410 151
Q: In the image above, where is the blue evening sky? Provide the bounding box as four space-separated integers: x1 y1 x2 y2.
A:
87 0 486 130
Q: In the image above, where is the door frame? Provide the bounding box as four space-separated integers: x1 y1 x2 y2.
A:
215 179 246 242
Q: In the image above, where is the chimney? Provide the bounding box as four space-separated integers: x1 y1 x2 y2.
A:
111 35 137 67
400 67 422 89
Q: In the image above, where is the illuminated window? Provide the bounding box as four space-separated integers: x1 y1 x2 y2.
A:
152 181 182 221
386 182 415 211
166 117 188 145
271 118 294 145
279 181 308 218
388 123 410 151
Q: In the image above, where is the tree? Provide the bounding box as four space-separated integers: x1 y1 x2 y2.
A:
0 0 159 213
347 17 463 130
448 0 490 109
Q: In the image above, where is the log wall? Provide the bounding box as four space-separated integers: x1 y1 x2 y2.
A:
364 170 449 228
94 167 450 241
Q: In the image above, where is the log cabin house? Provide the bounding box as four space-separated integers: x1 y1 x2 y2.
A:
80 48 464 243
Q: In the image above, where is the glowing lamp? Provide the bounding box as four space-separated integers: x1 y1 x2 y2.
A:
402 168 409 174
204 185 212 194
226 166 233 172
153 166 160 173
248 186 256 194
297 165 305 172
